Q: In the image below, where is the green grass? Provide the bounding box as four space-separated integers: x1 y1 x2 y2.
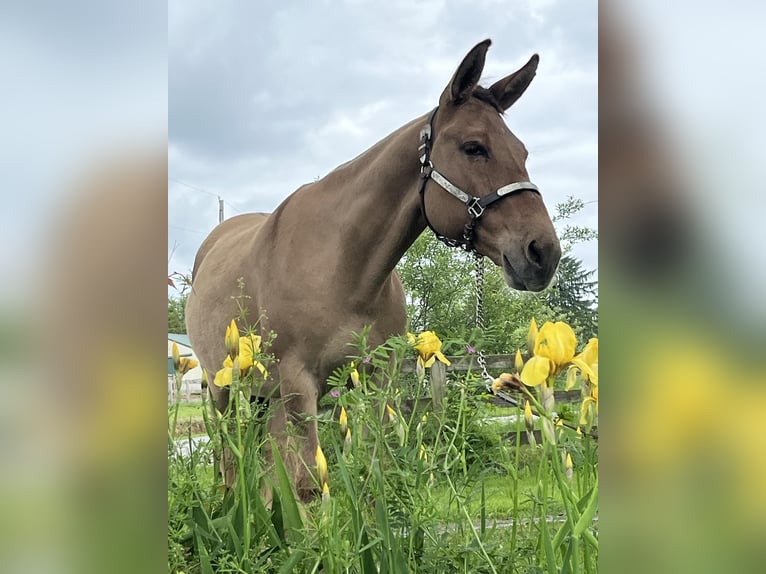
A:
173 401 205 421
432 472 566 522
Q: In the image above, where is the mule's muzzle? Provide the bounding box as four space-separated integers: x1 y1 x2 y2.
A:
502 236 561 292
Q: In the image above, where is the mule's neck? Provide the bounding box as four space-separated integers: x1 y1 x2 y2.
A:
321 114 429 302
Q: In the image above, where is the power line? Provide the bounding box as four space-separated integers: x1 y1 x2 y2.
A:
225 200 243 214
168 177 219 197
169 177 247 215
168 224 208 235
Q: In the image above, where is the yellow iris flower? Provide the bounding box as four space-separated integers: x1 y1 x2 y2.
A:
178 357 198 375
213 331 269 387
571 337 598 385
409 330 451 368
520 321 578 386
171 342 198 375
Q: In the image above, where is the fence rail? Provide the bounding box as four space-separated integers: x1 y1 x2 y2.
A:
398 354 582 412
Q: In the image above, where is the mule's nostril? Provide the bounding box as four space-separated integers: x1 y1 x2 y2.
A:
526 239 543 267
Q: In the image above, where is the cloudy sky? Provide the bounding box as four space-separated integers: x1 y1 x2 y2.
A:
168 0 598 287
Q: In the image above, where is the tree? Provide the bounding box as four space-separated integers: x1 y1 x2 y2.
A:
168 294 188 334
544 256 598 342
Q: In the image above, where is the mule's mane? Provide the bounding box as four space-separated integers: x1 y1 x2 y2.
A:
472 86 503 114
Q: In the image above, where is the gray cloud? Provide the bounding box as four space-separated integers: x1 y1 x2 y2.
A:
168 0 597 281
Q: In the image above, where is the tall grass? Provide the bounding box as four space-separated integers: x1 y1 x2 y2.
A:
168 330 598 573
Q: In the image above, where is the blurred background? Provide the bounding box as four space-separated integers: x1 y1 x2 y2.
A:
0 0 764 572
0 2 167 573
601 1 766 572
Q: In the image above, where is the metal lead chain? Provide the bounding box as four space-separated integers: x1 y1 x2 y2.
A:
473 252 494 384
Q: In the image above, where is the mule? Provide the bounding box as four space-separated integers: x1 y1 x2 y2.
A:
186 39 561 500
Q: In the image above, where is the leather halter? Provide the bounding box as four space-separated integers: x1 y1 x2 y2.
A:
418 106 541 252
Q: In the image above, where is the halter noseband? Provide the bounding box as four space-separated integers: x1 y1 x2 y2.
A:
418 106 541 252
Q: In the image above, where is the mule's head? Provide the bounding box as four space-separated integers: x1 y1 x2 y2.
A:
422 39 561 291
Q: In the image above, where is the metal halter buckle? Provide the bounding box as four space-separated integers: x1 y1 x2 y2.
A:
467 198 485 219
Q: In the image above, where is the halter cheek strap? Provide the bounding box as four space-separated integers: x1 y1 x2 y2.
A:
418 106 541 252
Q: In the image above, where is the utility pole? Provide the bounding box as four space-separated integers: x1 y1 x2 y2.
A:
218 196 224 224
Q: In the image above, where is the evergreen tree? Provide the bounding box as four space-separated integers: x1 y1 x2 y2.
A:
544 255 598 342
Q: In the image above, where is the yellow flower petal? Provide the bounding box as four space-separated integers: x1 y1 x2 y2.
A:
527 318 538 354
315 445 329 486
179 357 198 375
385 404 397 423
534 321 577 369
226 319 240 359
572 338 598 385
339 406 348 436
222 334 268 378
571 358 595 385
171 342 180 371
350 362 360 387
524 400 534 432
213 367 233 387
413 331 449 367
520 356 554 386
578 338 598 367
514 349 524 373
565 365 580 391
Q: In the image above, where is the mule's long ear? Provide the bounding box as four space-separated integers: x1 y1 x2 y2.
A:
440 39 492 107
489 54 539 111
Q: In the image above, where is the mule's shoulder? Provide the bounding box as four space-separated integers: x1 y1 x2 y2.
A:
191 213 270 279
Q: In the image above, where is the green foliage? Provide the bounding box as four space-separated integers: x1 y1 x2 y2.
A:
396 233 475 336
396 234 589 354
169 294 188 334
168 330 598 573
553 196 598 251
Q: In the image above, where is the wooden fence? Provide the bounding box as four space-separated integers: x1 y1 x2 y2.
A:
397 354 581 413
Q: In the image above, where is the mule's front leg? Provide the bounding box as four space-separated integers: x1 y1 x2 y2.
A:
270 358 321 502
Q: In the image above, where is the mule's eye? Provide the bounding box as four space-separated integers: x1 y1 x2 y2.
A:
462 141 489 158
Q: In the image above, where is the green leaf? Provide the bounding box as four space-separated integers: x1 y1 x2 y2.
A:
269 438 304 542
278 548 306 574
560 538 575 574
541 514 557 574
480 479 486 538
224 434 242 460
194 530 215 574
573 479 598 538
